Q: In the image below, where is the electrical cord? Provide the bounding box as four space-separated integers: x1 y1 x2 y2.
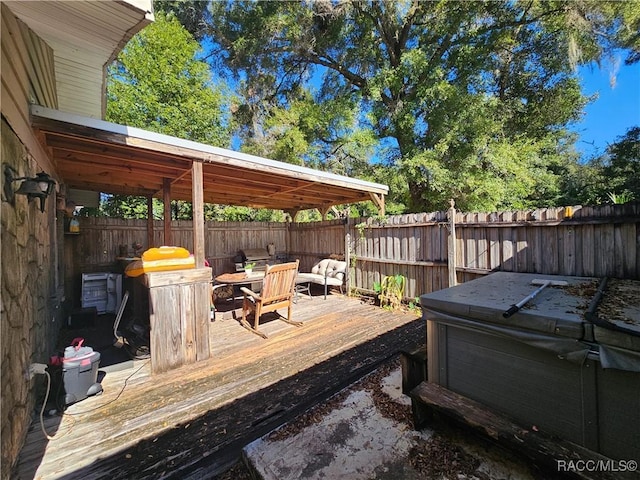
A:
39 371 57 440
38 359 150 439
63 359 150 416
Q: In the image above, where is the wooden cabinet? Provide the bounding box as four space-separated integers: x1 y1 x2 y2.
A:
140 268 212 374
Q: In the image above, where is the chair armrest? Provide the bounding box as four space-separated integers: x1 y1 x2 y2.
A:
327 268 347 280
240 286 261 300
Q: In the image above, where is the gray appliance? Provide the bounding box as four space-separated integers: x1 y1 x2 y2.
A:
81 272 122 314
238 248 272 271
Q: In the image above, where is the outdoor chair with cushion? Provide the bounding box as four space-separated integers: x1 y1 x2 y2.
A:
298 258 347 300
240 260 301 338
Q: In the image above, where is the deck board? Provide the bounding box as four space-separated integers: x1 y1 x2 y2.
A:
15 294 425 479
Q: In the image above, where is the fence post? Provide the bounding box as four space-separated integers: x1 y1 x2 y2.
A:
448 199 457 287
344 218 351 295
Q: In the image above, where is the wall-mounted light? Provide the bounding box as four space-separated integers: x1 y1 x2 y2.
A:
4 165 56 213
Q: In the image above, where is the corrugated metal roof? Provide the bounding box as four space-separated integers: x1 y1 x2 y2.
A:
31 105 388 214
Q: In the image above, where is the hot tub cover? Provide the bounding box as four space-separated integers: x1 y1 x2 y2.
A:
421 272 640 371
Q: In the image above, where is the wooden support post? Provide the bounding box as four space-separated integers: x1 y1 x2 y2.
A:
146 196 154 247
447 199 456 287
400 347 427 395
320 205 331 220
192 161 205 268
344 220 351 295
163 178 171 245
369 192 385 215
426 320 439 383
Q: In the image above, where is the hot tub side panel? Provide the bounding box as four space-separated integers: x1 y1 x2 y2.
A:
596 367 640 461
430 321 599 451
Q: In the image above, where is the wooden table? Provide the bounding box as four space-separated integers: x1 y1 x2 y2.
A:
213 272 265 305
214 271 265 285
213 272 311 304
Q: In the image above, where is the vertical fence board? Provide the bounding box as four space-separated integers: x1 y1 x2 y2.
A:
489 227 501 271
595 223 615 277
530 226 542 273
541 227 559 274
618 223 636 278
561 225 576 276
582 224 595 276
516 227 528 273
502 228 514 272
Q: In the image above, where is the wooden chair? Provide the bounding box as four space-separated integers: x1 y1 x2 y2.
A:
240 260 301 338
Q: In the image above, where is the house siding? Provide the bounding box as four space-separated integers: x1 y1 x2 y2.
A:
1 119 61 480
1 4 62 477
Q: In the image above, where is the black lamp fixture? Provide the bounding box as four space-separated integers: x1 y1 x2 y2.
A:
4 164 56 213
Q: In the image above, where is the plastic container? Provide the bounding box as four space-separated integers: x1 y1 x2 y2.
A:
69 217 80 233
62 339 102 405
124 246 195 277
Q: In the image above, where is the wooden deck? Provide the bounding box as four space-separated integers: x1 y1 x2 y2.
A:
15 293 425 479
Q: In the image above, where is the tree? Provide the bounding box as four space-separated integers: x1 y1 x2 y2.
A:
558 127 639 206
104 11 232 219
153 0 210 40
603 127 640 200
107 11 230 145
207 1 636 213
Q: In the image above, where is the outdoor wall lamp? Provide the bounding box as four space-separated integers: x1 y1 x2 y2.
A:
4 165 56 212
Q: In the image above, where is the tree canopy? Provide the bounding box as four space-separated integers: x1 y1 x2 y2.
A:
562 127 640 206
204 0 638 212
107 11 230 145
104 1 638 219
103 11 233 219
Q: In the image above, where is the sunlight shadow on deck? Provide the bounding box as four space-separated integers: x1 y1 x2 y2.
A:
63 318 423 479
16 295 424 479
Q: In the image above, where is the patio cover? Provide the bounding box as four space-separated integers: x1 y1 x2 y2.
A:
30 105 388 217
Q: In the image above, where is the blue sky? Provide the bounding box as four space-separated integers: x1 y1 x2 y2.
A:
572 60 640 159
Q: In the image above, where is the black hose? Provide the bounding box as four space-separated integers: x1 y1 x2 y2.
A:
586 277 608 317
585 277 640 337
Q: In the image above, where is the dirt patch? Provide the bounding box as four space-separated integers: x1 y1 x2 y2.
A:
213 459 254 480
409 433 486 479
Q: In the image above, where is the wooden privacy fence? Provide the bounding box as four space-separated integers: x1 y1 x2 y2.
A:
450 203 639 283
67 218 288 274
65 218 288 304
69 202 638 304
350 202 639 298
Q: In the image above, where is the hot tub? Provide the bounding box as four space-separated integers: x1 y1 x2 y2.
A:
420 272 639 462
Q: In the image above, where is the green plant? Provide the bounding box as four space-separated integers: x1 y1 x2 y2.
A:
606 191 634 204
408 296 422 316
244 262 256 270
375 274 406 310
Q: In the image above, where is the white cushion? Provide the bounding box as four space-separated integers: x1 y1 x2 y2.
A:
309 259 347 284
298 273 343 286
